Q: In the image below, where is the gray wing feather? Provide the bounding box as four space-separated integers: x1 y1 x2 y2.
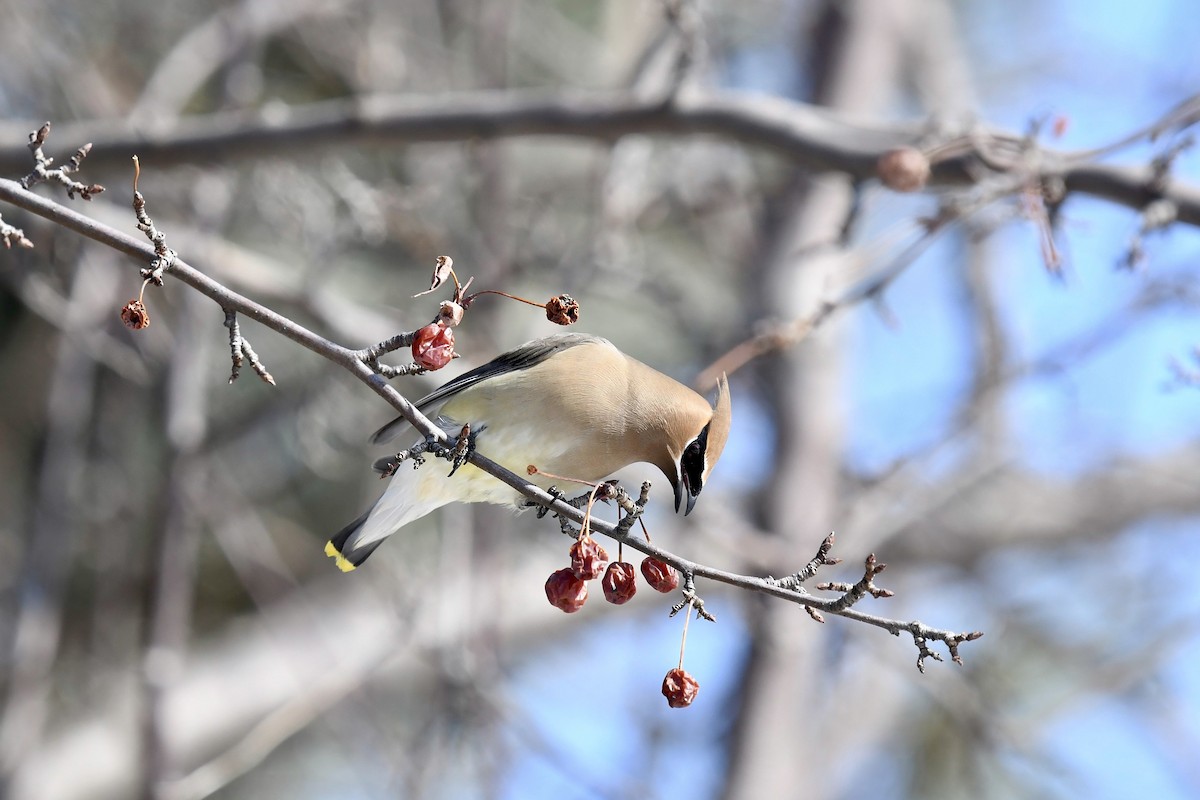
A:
370 333 606 444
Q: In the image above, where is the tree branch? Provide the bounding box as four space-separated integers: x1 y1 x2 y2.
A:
0 175 982 666
2 90 1198 222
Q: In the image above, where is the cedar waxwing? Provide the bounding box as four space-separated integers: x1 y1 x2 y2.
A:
325 332 732 571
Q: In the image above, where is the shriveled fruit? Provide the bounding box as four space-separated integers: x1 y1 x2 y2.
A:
570 537 609 581
640 557 679 593
411 323 455 370
661 668 700 708
544 568 588 613
545 294 580 325
120 299 150 330
601 561 637 605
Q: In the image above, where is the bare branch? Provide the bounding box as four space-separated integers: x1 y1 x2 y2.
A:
816 553 896 609
0 213 33 249
3 90 1199 223
771 531 842 590
18 122 104 200
224 311 275 386
130 156 177 284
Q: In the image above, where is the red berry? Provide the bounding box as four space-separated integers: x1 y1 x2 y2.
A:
545 293 580 325
661 668 699 708
544 568 588 613
602 561 637 605
640 557 679 593
570 537 609 581
411 323 455 370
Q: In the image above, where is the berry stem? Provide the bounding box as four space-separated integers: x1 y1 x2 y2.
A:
526 465 600 488
465 289 546 309
678 601 692 670
578 481 603 541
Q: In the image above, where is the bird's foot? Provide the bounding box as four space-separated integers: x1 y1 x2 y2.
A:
445 424 475 477
534 485 565 518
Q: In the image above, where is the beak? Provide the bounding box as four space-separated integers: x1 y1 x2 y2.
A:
675 472 699 516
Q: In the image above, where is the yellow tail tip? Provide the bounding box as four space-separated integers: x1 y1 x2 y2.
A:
324 540 357 572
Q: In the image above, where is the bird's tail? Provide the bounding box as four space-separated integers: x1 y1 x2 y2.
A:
324 467 453 571
324 510 383 572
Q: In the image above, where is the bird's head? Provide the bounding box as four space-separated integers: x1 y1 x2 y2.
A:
672 374 732 515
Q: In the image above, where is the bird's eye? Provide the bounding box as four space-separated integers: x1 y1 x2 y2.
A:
681 427 709 495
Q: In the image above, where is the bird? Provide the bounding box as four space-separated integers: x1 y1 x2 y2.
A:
325 332 732 571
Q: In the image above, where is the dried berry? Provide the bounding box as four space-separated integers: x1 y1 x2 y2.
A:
120 299 150 330
601 561 637 605
661 668 700 708
570 537 609 581
437 300 464 327
411 322 455 370
877 147 930 193
545 294 580 325
640 557 679 593
545 568 588 613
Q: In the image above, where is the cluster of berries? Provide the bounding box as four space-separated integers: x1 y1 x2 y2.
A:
544 537 679 611
410 291 580 371
544 536 699 707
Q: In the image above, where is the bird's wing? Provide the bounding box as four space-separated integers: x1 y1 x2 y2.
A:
370 333 608 444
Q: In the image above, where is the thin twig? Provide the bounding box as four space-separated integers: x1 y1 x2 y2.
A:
0 213 33 248
18 122 104 200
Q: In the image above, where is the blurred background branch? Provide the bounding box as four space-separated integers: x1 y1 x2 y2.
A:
4 90 1200 223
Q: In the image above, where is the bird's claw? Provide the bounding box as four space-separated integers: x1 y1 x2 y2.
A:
446 424 475 477
535 485 565 518
565 490 595 510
